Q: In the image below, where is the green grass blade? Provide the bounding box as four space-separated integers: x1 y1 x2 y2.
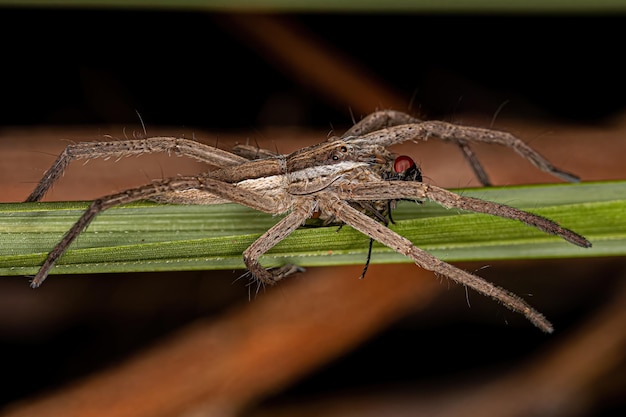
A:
0 181 624 277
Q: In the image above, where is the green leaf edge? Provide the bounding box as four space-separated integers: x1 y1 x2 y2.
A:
1 180 625 277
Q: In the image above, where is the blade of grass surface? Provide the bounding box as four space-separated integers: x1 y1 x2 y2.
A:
0 181 624 277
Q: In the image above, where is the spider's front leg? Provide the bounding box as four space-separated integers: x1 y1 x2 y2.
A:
342 109 418 138
319 196 555 332
341 110 493 185
347 118 580 184
338 180 590 248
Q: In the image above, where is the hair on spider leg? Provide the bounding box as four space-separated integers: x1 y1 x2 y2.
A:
245 271 265 300
461 265 494 310
488 100 511 129
231 269 263 300
135 109 148 138
239 265 307 300
464 285 472 309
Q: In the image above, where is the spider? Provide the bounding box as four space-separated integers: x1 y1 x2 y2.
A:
25 110 590 332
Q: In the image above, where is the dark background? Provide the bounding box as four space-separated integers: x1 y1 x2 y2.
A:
2 9 625 130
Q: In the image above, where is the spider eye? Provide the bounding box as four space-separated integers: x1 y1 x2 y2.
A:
393 155 415 173
330 145 349 161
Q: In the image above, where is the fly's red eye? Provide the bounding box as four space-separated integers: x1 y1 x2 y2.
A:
393 155 415 173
